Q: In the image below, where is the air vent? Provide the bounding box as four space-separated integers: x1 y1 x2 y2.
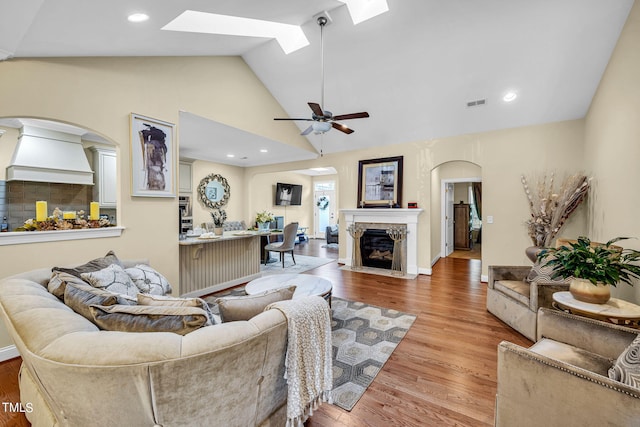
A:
466 99 487 107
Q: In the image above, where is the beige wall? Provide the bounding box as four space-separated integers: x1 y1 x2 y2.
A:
245 120 587 275
248 170 313 228
0 56 312 348
584 0 640 302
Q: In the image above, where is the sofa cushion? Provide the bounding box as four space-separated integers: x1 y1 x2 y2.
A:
125 264 172 295
64 282 121 324
494 280 530 306
215 286 296 322
81 264 140 298
89 304 209 335
137 293 216 325
530 338 614 377
49 251 123 298
609 334 640 387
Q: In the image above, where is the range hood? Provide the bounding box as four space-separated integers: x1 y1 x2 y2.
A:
6 125 94 185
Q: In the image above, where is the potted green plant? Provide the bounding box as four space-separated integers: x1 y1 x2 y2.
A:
255 210 274 231
210 209 227 235
539 236 640 304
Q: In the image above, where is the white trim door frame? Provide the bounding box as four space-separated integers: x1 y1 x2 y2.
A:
440 177 481 258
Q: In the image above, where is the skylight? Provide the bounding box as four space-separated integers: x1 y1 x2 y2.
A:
339 0 389 25
162 11 309 54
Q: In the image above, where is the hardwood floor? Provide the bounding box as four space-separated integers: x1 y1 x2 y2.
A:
0 238 531 427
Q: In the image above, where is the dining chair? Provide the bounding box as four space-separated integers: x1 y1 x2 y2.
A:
264 222 298 268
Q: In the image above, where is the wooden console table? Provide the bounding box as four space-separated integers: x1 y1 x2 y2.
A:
553 291 640 328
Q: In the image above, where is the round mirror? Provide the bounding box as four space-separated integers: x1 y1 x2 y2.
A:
197 173 230 209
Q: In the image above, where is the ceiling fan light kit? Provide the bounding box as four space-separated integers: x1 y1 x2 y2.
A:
274 12 369 136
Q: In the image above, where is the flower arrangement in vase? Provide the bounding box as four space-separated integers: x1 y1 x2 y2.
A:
539 236 640 304
210 209 227 235
255 210 274 231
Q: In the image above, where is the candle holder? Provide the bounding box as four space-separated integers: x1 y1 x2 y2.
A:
387 226 408 276
347 224 365 270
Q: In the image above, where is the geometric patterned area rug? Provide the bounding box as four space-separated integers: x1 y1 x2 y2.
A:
204 290 416 412
330 297 417 411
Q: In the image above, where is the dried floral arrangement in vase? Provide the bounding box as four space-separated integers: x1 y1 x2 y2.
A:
521 172 590 255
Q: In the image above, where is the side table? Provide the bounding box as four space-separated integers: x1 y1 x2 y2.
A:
552 291 640 328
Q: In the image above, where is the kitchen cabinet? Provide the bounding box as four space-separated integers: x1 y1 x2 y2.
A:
91 147 117 208
179 161 193 194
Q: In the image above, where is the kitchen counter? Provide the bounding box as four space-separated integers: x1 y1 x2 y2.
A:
178 231 266 297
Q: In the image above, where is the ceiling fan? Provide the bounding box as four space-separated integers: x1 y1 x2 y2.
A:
274 15 369 136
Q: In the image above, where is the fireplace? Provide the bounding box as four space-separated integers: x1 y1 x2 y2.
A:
341 208 423 276
361 229 395 269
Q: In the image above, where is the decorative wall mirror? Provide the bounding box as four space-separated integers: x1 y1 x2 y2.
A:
197 173 230 209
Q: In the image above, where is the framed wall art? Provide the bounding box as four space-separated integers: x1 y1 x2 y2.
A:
130 113 176 197
357 156 403 208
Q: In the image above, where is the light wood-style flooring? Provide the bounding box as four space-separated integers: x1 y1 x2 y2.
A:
0 238 531 427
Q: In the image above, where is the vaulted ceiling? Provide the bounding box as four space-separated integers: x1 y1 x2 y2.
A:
0 0 634 166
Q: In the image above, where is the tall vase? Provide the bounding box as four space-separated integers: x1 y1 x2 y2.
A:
525 246 543 263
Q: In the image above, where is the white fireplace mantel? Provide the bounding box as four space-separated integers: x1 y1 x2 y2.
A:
341 208 423 275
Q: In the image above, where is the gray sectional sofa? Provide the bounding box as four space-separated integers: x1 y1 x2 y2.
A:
0 260 290 427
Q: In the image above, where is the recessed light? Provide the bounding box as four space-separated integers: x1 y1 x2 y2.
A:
503 91 518 102
226 154 235 158
128 13 149 23
260 149 268 153
310 167 329 172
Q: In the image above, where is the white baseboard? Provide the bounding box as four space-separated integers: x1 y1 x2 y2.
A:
481 274 488 283
418 267 432 275
0 345 19 362
431 254 441 267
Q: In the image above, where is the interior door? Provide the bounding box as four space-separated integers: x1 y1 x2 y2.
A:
314 190 335 238
445 182 454 256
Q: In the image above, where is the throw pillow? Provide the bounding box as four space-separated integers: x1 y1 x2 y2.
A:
215 286 296 322
64 282 121 324
609 334 640 388
137 293 216 325
526 255 572 285
48 271 93 300
50 250 123 297
89 304 209 336
81 264 140 298
125 264 173 295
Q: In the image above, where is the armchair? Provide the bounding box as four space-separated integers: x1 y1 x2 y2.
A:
487 265 570 341
326 225 339 244
495 308 640 426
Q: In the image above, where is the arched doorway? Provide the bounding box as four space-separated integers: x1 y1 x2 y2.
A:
430 161 481 263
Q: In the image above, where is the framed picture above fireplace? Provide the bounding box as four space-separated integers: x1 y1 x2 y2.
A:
357 156 403 208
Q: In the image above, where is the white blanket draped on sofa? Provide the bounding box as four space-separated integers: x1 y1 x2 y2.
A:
267 296 333 427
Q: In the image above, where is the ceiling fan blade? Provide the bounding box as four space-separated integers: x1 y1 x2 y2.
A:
308 102 324 117
274 118 314 121
301 125 314 136
332 112 370 121
332 122 354 134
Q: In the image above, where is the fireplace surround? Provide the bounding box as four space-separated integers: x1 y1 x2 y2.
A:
341 208 423 276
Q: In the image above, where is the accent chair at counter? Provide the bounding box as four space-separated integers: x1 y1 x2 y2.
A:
264 222 298 268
